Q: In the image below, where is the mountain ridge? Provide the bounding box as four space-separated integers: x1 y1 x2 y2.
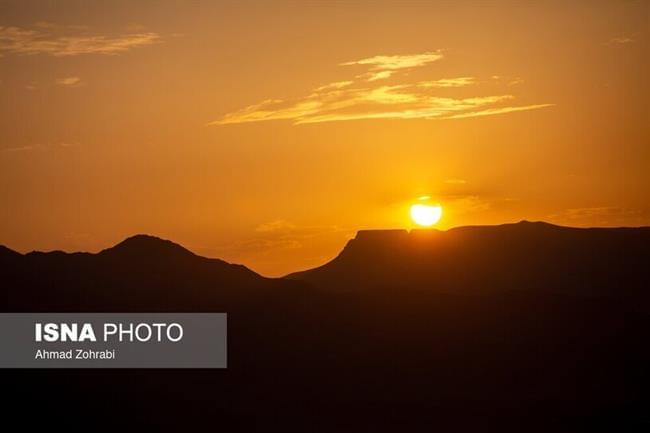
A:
2 234 256 275
287 220 650 308
3 220 649 262
2 221 649 430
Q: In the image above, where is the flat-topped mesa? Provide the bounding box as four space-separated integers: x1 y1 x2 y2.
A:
354 229 409 241
346 230 410 252
353 228 442 246
345 228 447 254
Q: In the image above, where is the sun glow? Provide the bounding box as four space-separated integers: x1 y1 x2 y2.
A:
410 203 442 227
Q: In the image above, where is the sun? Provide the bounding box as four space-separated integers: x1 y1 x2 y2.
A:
410 202 442 227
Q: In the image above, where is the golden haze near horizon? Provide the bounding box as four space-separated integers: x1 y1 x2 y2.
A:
1 1 648 276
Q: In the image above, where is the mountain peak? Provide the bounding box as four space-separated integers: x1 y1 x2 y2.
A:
100 234 195 258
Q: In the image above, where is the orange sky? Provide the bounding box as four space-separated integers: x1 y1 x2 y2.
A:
1 1 648 276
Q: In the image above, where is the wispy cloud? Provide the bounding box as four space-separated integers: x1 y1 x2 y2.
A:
314 81 354 92
444 104 553 119
341 51 443 71
419 77 475 88
1 142 75 153
56 76 82 87
209 51 552 126
363 70 395 82
1 145 35 153
0 24 160 56
606 36 634 45
345 51 443 83
255 219 297 233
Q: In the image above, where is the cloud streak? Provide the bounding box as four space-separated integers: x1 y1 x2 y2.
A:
606 36 634 45
0 25 160 56
1 142 75 153
341 51 443 71
56 76 82 87
209 51 552 126
419 77 475 88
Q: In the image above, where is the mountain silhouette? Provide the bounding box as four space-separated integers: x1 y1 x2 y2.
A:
2 223 649 432
1 234 277 311
100 234 198 257
289 221 650 308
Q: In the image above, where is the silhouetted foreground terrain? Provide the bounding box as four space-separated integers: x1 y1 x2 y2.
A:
2 221 649 432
